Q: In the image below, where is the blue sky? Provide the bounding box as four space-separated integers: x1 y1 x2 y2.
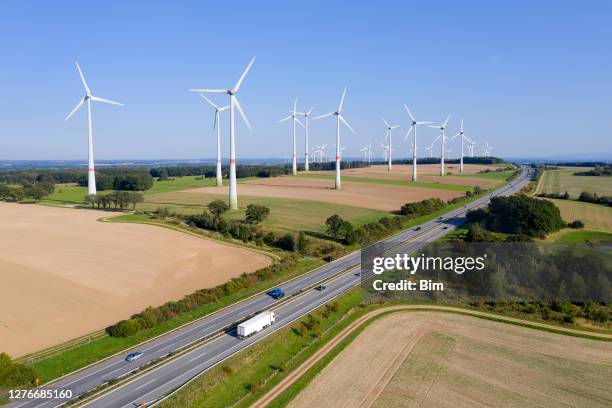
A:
0 1 610 160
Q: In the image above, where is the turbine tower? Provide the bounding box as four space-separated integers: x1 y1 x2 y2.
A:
467 138 476 157
382 118 399 172
65 62 123 196
191 57 255 210
428 114 452 176
198 94 229 187
403 105 431 181
450 120 470 173
278 99 305 176
297 106 315 171
313 87 355 189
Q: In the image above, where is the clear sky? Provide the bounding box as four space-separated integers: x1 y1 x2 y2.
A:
0 1 611 160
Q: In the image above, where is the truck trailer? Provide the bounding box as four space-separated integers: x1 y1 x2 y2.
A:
237 310 276 339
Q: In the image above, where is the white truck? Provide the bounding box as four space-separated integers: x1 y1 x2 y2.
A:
237 310 276 339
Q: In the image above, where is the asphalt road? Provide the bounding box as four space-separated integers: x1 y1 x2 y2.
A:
10 167 532 408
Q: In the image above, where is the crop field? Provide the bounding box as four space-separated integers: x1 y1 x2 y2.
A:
192 176 464 211
547 198 612 232
309 164 506 187
538 168 612 198
0 202 270 357
288 312 612 408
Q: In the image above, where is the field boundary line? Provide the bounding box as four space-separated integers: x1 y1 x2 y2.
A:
252 304 612 408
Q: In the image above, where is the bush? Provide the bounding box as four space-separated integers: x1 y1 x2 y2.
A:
399 198 445 217
568 220 584 229
106 318 141 337
277 233 296 251
0 353 38 387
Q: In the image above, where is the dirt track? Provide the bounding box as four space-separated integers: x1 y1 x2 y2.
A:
0 203 270 357
186 177 462 211
252 306 612 408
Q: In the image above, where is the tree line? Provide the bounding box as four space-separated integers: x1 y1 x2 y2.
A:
0 182 55 202
84 191 144 209
0 168 153 191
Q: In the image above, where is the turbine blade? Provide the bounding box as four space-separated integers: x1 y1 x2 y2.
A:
295 117 305 128
403 124 414 142
339 115 356 134
219 105 230 112
443 114 452 127
199 94 220 110
307 106 315 115
278 115 292 123
313 112 335 120
75 62 90 95
416 121 432 125
190 88 229 94
427 125 440 129
90 96 123 106
338 87 347 112
233 57 255 93
382 117 390 128
65 97 85 121
403 104 416 122
233 96 252 130
213 112 218 130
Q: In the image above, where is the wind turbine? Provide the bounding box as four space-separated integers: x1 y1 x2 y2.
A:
450 120 470 173
428 114 452 176
425 144 434 158
360 144 369 162
382 118 400 172
297 106 315 171
313 87 355 189
278 99 305 175
65 62 123 196
319 144 328 162
467 138 476 158
190 57 255 209
403 105 431 181
483 141 493 157
198 94 229 187
367 143 373 163
334 145 347 160
380 142 390 162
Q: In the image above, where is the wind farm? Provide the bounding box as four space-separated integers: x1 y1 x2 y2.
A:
1 3 610 408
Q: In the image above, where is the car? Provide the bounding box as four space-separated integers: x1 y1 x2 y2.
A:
414 226 422 231
355 271 362 277
126 351 143 362
316 284 327 291
442 226 449 230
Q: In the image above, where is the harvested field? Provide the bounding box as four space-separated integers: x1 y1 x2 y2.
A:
546 198 612 232
183 177 463 212
538 168 612 198
0 202 270 357
288 312 612 408
310 164 502 186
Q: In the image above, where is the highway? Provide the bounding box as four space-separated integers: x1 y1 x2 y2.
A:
10 167 531 408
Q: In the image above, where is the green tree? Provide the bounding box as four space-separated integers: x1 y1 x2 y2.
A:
326 214 345 239
245 204 270 224
297 231 309 254
208 199 229 218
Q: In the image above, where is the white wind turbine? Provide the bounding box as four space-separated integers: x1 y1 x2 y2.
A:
403 105 432 181
467 138 476 158
425 143 434 158
360 144 369 162
428 114 452 176
380 142 391 162
278 99 305 176
319 144 328 162
382 118 400 172
198 95 229 187
313 88 355 189
450 120 470 173
65 62 123 196
297 106 315 171
483 141 493 157
190 57 255 210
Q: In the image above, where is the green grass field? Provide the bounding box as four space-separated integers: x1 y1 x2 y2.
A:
297 173 472 192
555 230 612 244
538 169 612 198
546 198 612 232
454 170 514 180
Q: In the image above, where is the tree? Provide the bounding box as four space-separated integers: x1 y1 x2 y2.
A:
84 194 96 207
325 214 345 239
297 231 309 254
245 204 270 224
277 233 296 251
128 192 144 209
208 199 229 218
